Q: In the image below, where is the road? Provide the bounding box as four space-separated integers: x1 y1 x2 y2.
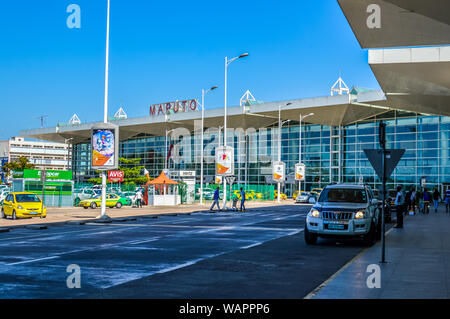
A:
0 204 372 298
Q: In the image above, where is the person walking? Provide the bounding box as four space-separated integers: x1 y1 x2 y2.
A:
210 187 221 211
433 188 442 213
423 188 431 214
239 187 246 212
410 187 417 214
134 190 143 208
405 188 412 216
445 189 450 213
394 185 405 228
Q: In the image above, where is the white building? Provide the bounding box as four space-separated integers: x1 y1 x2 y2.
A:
0 137 70 171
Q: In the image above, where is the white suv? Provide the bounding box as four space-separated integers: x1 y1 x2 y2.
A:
305 184 381 246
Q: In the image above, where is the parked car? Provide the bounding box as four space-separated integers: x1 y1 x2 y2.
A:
305 184 381 246
79 193 132 209
295 191 316 203
274 190 287 200
2 192 47 220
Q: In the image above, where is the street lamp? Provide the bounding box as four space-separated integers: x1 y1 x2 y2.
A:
200 86 218 205
277 102 292 203
100 0 111 219
223 53 248 208
64 138 74 171
298 113 314 194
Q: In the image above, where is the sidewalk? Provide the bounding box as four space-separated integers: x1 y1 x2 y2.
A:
310 204 450 299
0 200 293 228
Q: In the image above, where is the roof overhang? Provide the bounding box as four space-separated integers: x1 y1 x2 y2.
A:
369 46 450 116
20 91 391 143
337 0 450 48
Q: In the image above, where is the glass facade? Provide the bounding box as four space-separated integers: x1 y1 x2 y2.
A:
72 111 450 197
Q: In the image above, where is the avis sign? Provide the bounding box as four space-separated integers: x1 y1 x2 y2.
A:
108 171 124 182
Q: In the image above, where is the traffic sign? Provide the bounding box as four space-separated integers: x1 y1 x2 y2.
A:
363 149 405 180
225 176 235 185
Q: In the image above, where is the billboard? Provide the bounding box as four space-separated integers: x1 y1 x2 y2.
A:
295 163 306 181
91 124 119 170
215 146 234 176
272 161 285 183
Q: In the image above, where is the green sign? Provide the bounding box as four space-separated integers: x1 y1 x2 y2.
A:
24 181 73 196
13 169 73 181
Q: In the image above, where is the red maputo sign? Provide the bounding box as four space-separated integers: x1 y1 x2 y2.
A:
149 99 198 116
108 171 124 182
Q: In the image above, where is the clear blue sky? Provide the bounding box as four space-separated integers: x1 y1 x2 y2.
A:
0 0 380 140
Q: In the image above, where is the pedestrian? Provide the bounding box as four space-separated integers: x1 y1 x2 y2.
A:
394 185 405 228
410 187 416 214
210 187 221 211
231 193 239 211
445 189 450 213
134 189 143 208
405 188 412 216
416 188 423 213
432 188 441 213
239 187 246 212
423 188 431 214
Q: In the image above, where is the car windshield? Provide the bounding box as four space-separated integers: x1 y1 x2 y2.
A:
15 194 41 203
318 188 367 204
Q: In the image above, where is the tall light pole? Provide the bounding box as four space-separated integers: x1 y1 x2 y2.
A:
223 53 248 208
64 138 74 171
200 86 218 205
298 113 314 194
277 102 291 202
100 0 111 219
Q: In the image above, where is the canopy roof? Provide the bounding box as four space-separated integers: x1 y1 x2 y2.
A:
338 0 450 48
148 171 178 185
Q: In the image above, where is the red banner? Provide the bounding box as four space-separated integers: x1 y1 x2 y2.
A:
108 171 124 182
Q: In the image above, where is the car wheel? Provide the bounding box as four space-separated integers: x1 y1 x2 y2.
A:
304 226 318 245
83 206 89 209
90 202 97 209
116 202 122 209
363 222 377 247
12 210 17 220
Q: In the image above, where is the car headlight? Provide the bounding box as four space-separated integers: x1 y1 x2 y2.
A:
355 211 366 219
309 209 320 218
17 205 24 210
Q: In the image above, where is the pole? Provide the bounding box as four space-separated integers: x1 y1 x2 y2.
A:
165 130 168 170
277 105 281 203
100 0 110 219
223 57 228 209
299 115 302 195
379 121 387 263
200 90 205 205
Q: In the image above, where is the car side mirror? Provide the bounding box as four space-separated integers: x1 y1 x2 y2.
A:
309 197 316 204
371 198 379 205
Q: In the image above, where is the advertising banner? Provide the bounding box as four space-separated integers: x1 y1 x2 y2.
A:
295 163 306 181
91 123 119 170
272 161 285 183
215 175 223 184
215 146 234 176
108 171 124 182
13 169 73 181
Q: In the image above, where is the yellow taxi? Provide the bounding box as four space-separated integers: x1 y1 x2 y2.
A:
274 190 288 200
1 192 47 220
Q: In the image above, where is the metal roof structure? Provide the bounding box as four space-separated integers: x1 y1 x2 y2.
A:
20 90 392 144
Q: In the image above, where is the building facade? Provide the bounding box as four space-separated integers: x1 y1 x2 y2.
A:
0 137 71 173
71 110 450 197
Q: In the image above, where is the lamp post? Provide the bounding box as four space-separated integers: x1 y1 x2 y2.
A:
100 0 111 219
165 129 175 171
64 138 74 171
298 113 314 194
277 102 292 203
200 86 218 205
223 53 248 208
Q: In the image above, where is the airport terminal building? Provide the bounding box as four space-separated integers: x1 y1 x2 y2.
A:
21 0 450 197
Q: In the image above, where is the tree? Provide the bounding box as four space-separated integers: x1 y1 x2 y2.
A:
88 158 150 185
2 156 35 175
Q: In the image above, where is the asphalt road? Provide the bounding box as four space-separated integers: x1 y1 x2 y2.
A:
0 204 372 298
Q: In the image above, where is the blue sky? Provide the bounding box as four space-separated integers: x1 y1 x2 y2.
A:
0 0 380 140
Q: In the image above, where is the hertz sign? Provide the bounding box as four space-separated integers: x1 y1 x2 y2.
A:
149 99 198 117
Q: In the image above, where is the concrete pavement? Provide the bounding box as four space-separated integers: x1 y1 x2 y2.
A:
309 204 450 299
